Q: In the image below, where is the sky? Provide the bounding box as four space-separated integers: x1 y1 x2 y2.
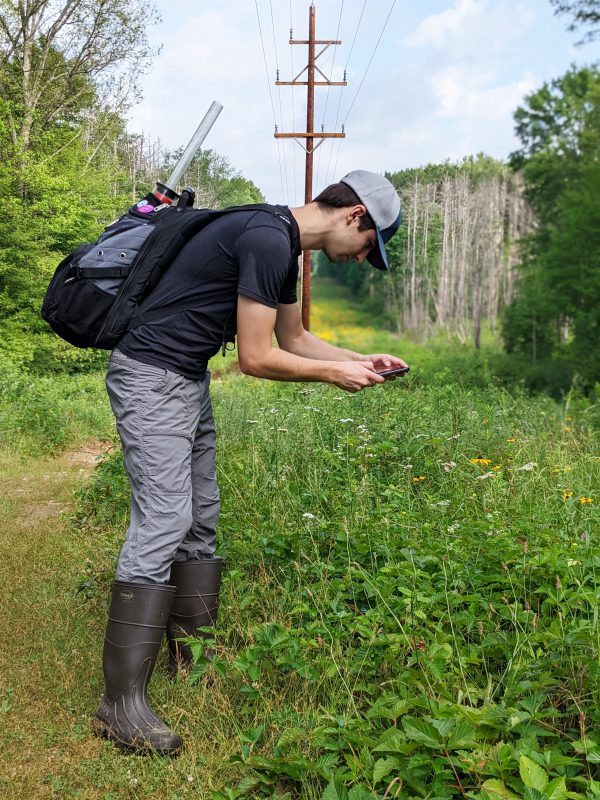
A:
127 0 596 205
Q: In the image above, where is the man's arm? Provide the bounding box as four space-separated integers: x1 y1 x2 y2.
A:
274 301 361 361
273 301 408 372
237 295 385 393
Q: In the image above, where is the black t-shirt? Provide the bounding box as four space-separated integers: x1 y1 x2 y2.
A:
117 205 301 379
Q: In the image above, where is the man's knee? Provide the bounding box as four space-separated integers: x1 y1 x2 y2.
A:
150 494 194 533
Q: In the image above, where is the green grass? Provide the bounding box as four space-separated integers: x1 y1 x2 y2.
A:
72 372 600 799
310 277 583 400
0 364 114 455
1 276 600 799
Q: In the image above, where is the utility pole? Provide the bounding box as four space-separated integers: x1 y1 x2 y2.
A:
275 2 346 330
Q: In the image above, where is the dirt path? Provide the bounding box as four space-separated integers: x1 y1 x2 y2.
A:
2 439 108 518
0 441 110 799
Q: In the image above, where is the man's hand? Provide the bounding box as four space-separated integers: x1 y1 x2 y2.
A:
274 306 410 377
332 361 385 393
359 353 409 374
238 296 407 391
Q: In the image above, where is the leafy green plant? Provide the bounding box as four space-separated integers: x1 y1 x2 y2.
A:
73 366 600 800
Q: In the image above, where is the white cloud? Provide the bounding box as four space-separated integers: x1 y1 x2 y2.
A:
122 0 581 203
404 0 535 58
405 0 485 48
430 67 536 120
128 6 266 148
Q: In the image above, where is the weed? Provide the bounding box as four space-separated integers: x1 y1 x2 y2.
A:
3 279 599 799
75 371 600 799
0 688 14 714
0 360 113 454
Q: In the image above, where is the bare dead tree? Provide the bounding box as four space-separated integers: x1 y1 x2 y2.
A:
385 167 533 343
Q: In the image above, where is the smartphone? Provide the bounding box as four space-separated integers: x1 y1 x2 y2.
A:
377 366 410 378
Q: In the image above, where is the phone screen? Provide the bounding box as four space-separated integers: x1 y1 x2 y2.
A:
377 366 410 378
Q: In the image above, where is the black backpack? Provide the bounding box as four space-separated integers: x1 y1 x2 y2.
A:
41 201 283 349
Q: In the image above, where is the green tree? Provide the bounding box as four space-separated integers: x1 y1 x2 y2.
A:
510 66 598 224
0 114 131 371
160 148 264 208
551 0 600 44
0 0 158 371
0 0 158 156
542 129 600 380
504 66 600 386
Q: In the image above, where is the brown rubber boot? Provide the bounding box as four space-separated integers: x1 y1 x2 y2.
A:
166 558 223 670
92 581 182 756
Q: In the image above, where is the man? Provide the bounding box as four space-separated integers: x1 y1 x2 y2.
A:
92 169 406 755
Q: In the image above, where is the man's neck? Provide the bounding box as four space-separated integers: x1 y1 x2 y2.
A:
289 202 341 251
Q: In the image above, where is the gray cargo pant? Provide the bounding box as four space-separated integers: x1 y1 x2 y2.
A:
105 349 220 584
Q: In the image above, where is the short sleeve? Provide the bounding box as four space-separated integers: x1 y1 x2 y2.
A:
278 258 299 304
235 220 297 308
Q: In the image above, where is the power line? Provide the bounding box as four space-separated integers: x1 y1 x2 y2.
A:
254 0 285 201
342 0 398 126
316 0 345 192
344 0 367 72
269 0 290 202
329 0 367 183
332 0 397 181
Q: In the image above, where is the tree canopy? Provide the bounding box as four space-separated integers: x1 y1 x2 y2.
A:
551 0 600 44
503 65 600 387
0 0 264 373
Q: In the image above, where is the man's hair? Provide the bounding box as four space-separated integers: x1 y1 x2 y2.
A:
313 182 376 231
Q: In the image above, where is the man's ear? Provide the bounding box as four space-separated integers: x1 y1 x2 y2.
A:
346 204 367 226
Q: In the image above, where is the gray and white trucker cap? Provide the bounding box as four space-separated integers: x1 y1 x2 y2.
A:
339 170 402 270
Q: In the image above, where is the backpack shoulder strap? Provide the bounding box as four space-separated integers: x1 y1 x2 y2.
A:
126 204 292 330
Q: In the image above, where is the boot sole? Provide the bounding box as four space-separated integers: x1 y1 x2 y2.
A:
91 717 182 757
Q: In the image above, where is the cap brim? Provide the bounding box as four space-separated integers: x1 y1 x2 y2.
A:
367 228 389 271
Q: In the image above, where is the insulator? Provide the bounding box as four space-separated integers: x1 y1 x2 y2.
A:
276 69 280 81
341 124 345 133
290 28 293 38
321 124 324 133
343 70 347 81
275 124 278 133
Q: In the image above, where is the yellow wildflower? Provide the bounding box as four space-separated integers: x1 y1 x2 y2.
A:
412 476 426 483
470 458 492 465
563 491 574 501
506 438 517 443
492 465 503 471
564 426 572 432
579 497 593 505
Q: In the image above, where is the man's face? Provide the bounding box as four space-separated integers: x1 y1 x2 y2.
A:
322 207 377 264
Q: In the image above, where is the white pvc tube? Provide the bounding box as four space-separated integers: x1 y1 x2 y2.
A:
165 101 224 190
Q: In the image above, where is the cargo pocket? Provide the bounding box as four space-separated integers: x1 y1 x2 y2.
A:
143 432 192 495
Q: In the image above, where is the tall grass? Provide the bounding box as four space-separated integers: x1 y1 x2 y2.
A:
3 276 600 798
75 368 600 799
0 361 113 455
